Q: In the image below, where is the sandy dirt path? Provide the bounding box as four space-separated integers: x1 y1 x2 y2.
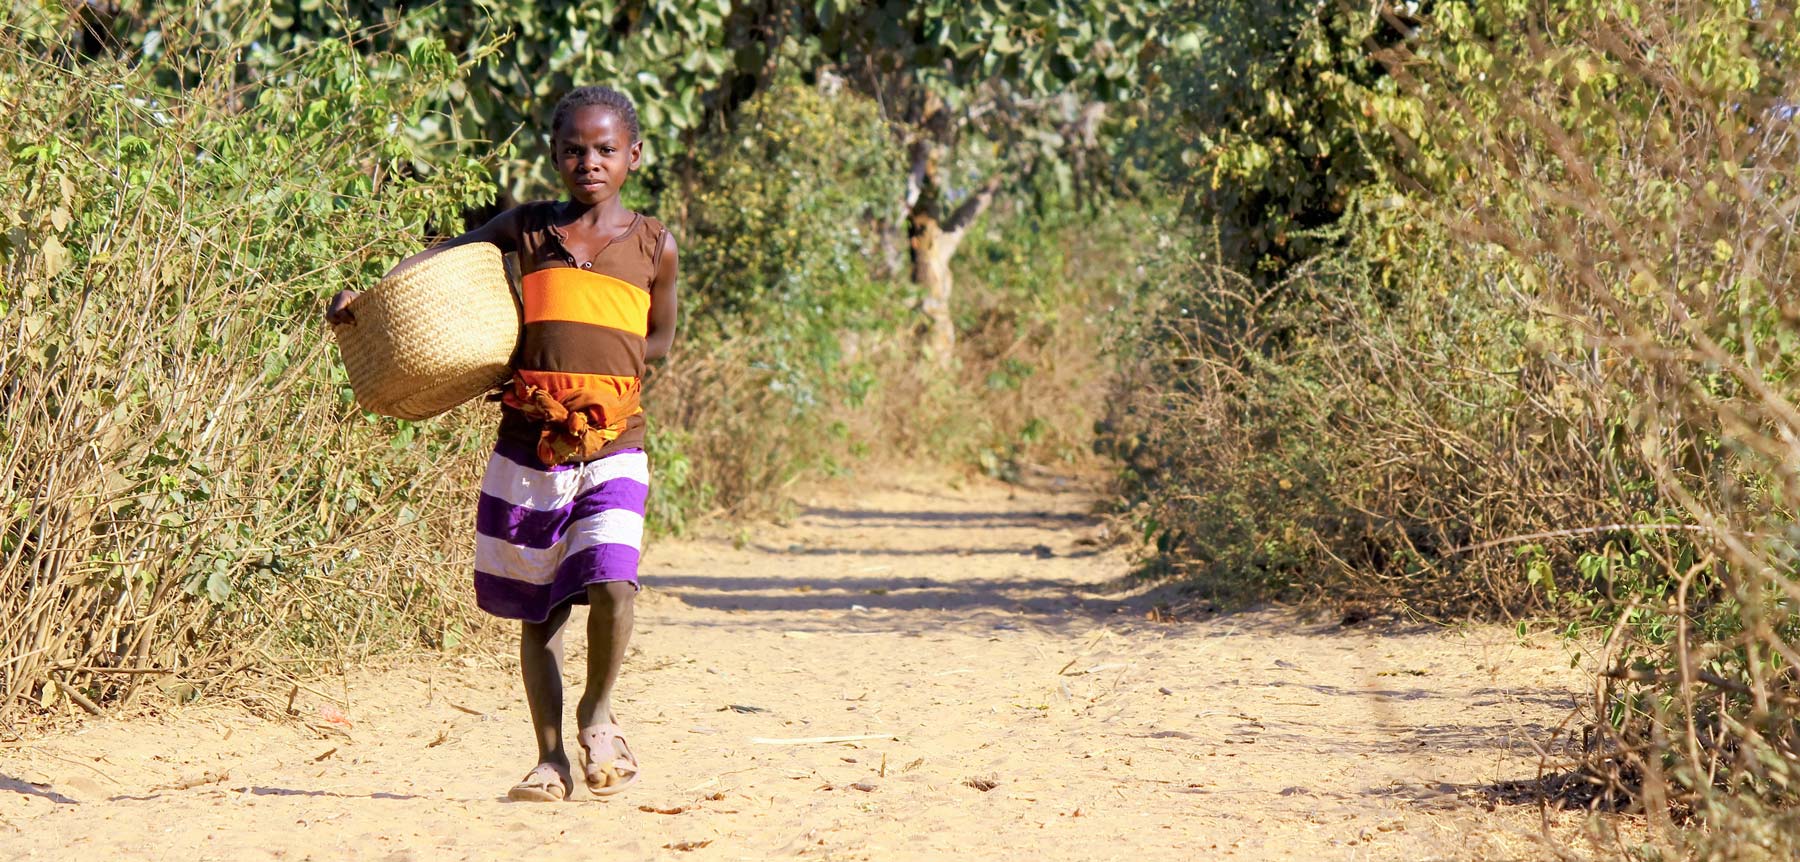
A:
3 471 1614 860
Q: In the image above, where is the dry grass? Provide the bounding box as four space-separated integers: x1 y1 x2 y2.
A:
1412 6 1800 855
0 25 505 726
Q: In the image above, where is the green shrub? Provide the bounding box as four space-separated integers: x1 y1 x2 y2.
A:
639 76 905 525
679 75 903 336
1148 0 1405 276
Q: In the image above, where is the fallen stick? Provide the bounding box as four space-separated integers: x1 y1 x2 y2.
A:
38 751 123 785
48 679 105 716
750 733 897 745
152 770 230 792
59 666 174 675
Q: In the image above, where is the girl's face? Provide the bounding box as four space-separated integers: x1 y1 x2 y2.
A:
554 105 640 207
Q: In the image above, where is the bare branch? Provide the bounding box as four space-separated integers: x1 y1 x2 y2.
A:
943 175 1004 240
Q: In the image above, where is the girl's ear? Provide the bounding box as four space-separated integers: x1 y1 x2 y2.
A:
629 140 643 171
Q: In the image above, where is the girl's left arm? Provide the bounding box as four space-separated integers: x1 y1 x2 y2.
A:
645 231 680 361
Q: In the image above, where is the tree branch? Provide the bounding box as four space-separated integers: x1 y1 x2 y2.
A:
943 175 1005 240
905 140 930 214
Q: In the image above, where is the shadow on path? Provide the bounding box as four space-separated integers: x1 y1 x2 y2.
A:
654 571 1137 619
1 773 78 805
796 507 1095 527
744 543 1102 560
1370 768 1624 813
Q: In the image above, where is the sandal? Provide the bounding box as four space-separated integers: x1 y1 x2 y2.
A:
577 723 641 796
507 763 570 802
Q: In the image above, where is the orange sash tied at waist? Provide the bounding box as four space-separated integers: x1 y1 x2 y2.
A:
502 380 642 467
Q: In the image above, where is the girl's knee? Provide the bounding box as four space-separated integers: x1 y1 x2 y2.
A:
521 604 571 642
587 581 636 612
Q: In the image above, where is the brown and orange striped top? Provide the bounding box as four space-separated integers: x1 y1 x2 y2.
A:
498 202 666 463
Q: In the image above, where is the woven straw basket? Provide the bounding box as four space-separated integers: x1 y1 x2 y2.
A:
333 242 518 421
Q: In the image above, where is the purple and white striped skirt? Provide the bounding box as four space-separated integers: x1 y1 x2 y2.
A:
472 440 647 623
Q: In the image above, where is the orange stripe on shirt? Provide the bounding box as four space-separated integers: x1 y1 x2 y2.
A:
514 369 641 399
520 267 651 337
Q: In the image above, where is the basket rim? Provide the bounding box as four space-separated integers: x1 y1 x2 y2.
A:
331 240 517 420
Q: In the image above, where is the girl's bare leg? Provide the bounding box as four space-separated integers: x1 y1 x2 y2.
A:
518 602 575 793
576 581 636 786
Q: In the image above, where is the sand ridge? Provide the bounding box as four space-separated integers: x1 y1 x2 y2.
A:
1 471 1620 860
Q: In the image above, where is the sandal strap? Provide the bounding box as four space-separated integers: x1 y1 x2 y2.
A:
512 764 568 798
579 723 641 793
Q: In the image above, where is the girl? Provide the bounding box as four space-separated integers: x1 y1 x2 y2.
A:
326 86 678 801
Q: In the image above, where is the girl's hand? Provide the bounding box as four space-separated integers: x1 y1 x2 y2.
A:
324 289 361 326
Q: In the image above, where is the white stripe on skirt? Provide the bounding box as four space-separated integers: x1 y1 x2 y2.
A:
475 510 647 585
480 449 650 511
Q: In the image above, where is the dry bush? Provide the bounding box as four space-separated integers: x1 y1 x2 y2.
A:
1400 2 1800 854
1124 0 1800 852
0 22 506 724
640 335 835 529
1109 220 1631 614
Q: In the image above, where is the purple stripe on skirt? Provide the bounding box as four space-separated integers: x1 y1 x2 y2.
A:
474 479 651 550
475 546 641 623
556 543 641 584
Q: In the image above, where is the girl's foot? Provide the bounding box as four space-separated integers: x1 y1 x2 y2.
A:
507 761 571 802
577 723 640 796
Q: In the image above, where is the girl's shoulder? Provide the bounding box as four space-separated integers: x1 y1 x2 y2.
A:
507 201 574 263
507 200 564 237
633 211 669 241
629 212 673 263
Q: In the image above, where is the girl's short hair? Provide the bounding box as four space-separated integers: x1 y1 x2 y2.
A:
552 86 641 143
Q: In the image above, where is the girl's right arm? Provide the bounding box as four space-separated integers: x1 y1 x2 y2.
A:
325 207 527 326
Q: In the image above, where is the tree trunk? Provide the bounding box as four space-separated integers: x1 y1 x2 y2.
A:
911 216 957 364
906 144 1002 368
